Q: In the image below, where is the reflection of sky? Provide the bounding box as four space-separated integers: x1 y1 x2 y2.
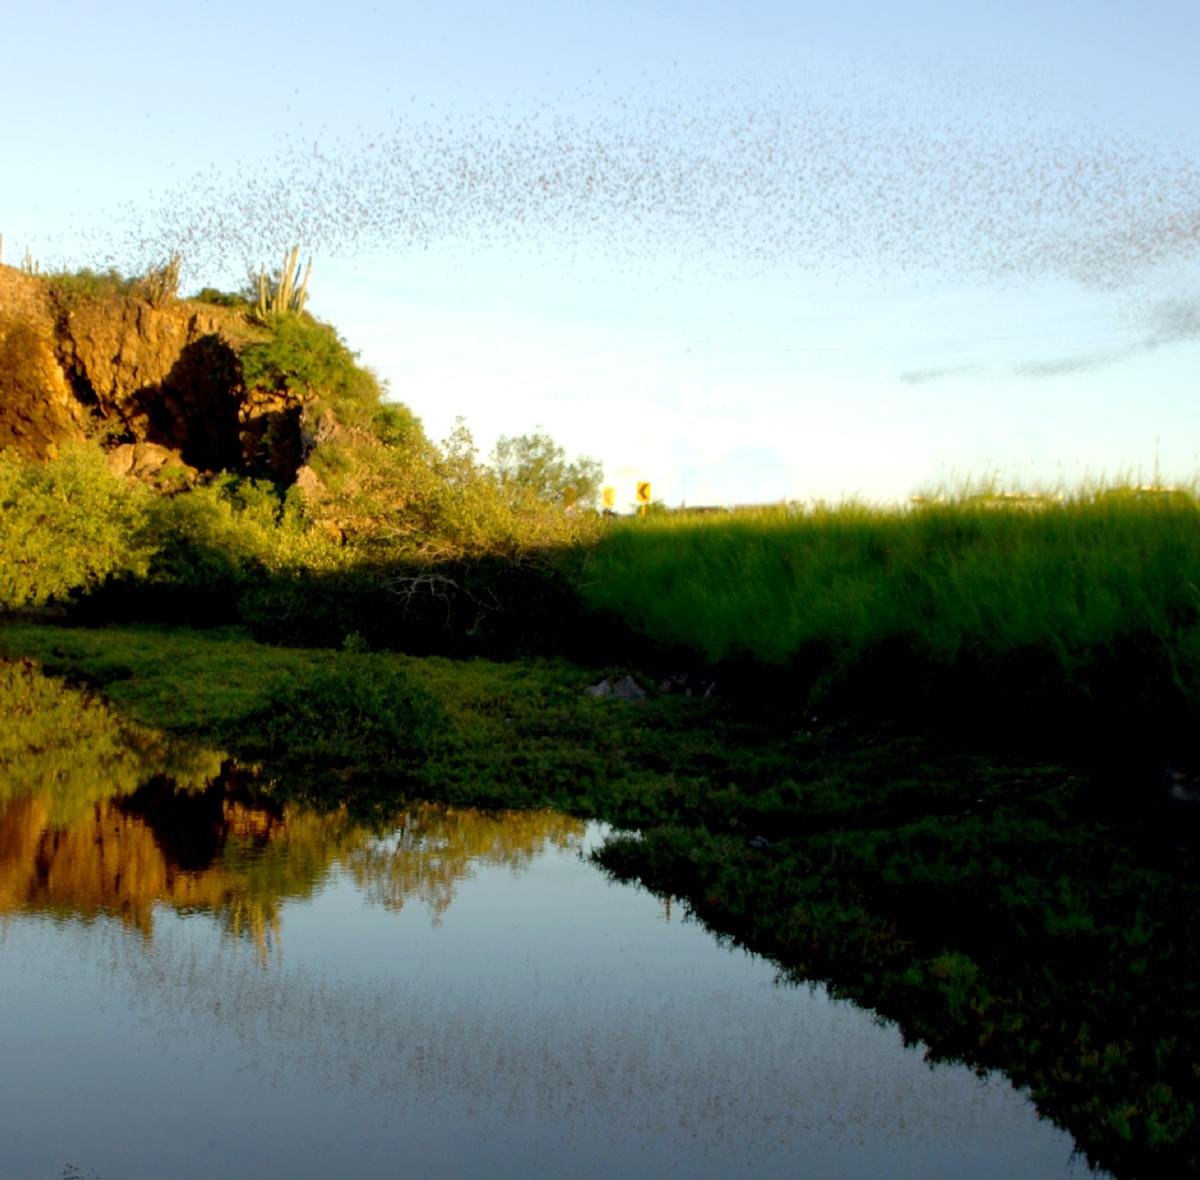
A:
0 822 1092 1180
5 1 1199 504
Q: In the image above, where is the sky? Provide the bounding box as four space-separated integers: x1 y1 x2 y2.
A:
4 0 1199 507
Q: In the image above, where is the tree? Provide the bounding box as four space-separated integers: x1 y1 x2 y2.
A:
490 429 602 510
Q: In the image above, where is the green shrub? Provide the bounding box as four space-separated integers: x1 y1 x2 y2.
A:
191 286 251 309
43 258 182 309
491 429 603 510
371 402 425 449
246 655 440 767
73 474 341 627
0 442 152 609
240 314 383 423
44 266 139 305
145 476 295 582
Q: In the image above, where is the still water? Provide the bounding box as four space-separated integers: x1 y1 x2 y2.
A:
0 663 1098 1179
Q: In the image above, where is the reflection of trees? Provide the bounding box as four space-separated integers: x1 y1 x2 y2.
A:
1 659 162 822
0 659 225 820
0 659 585 955
1 792 585 948
345 803 586 921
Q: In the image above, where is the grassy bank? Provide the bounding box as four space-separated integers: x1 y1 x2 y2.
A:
581 491 1200 752
0 622 768 817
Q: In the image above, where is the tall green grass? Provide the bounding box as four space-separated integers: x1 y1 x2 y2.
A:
580 490 1200 726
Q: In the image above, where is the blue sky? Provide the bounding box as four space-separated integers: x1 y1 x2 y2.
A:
5 0 1199 505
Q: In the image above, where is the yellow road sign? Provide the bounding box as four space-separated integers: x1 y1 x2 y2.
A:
636 481 652 504
602 486 616 509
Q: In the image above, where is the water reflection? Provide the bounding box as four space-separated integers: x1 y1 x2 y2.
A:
0 776 584 953
0 659 1095 1179
0 659 583 954
1 658 221 821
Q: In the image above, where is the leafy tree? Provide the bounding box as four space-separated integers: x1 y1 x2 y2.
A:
295 418 599 561
371 402 426 449
0 661 156 822
490 429 602 510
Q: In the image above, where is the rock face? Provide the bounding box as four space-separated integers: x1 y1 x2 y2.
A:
0 264 306 481
585 675 649 701
0 275 88 459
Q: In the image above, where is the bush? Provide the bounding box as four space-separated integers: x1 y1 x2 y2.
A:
191 286 251 309
43 266 138 305
239 314 384 424
371 402 425 449
245 655 441 767
0 442 152 609
74 474 342 627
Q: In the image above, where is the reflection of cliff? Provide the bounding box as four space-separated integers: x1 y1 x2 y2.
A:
0 774 348 954
2 658 587 954
1 795 182 936
0 785 586 950
0 785 278 940
0 659 316 951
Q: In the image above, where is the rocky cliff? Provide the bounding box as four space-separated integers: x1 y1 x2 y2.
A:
0 264 306 483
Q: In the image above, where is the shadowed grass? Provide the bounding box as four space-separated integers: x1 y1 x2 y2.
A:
580 489 1200 743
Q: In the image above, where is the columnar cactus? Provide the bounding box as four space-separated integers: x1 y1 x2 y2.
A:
256 246 312 319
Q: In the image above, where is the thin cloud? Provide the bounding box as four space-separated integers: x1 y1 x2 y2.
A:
1011 351 1130 379
897 364 987 385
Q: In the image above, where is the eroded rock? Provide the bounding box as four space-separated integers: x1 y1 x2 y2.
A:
0 264 307 482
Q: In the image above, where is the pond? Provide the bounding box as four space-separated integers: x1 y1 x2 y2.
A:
0 661 1100 1179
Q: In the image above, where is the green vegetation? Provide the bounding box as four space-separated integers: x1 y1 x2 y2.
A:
0 627 441 781
0 624 691 810
245 653 440 767
43 254 181 308
43 265 139 304
581 493 1200 746
190 286 252 309
240 312 384 423
492 428 604 510
584 493 1200 668
0 427 599 645
8 425 1200 750
0 442 153 609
